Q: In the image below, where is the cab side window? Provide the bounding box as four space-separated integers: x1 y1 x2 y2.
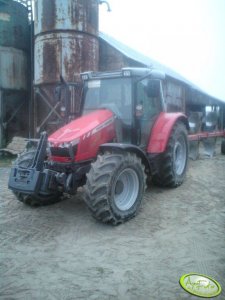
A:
136 79 161 118
136 79 162 146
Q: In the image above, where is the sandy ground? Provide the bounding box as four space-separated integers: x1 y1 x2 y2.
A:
0 147 225 300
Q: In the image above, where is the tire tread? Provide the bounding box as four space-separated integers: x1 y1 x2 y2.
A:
84 151 146 225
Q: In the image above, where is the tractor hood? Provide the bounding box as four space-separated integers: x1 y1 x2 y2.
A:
48 109 116 162
49 109 114 143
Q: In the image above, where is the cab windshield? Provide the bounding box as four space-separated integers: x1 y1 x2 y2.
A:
82 78 132 125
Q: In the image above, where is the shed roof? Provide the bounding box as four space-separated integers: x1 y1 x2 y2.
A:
99 32 224 105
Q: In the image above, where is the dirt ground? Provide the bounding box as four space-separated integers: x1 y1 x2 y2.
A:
0 146 225 300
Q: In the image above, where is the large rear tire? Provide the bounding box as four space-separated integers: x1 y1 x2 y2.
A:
12 150 62 206
152 122 188 187
84 151 146 225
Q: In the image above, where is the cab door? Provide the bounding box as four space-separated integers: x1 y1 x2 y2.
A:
135 78 163 147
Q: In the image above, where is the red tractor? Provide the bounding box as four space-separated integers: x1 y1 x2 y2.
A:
8 68 189 225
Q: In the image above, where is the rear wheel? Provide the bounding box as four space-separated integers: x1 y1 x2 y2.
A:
84 151 146 225
13 150 62 206
152 122 188 187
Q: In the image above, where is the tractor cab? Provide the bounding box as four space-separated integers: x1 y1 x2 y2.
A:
81 68 165 147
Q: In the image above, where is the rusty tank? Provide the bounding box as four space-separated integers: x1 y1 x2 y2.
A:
34 0 100 134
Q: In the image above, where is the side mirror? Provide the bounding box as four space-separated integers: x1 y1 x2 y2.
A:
146 80 160 97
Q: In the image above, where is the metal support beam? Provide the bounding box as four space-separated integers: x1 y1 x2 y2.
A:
34 87 63 134
35 87 62 119
36 101 60 133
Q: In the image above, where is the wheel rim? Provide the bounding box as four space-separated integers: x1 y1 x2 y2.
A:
113 168 139 211
173 135 187 175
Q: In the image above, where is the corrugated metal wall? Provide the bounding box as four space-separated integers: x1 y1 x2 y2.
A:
0 0 29 147
163 79 185 112
99 39 144 71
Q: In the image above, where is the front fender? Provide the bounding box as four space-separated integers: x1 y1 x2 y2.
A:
99 143 151 172
147 112 189 153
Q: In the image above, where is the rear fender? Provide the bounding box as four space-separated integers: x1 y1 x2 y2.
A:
99 143 151 172
147 112 189 153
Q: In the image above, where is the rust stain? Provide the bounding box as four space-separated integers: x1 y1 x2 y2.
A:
69 0 98 35
36 1 99 82
82 35 99 72
42 0 56 31
87 0 99 35
70 0 84 28
43 42 59 83
63 35 98 82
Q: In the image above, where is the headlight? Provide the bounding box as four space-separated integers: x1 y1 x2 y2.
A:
48 139 79 159
59 141 71 148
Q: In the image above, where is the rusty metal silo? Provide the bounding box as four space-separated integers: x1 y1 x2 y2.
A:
34 0 99 134
0 0 30 147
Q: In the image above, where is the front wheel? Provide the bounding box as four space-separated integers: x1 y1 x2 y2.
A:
152 122 188 187
84 152 146 225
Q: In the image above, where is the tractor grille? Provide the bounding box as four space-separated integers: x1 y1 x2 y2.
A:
50 146 77 158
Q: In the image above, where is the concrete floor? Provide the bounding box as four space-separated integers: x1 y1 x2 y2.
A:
0 152 225 300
